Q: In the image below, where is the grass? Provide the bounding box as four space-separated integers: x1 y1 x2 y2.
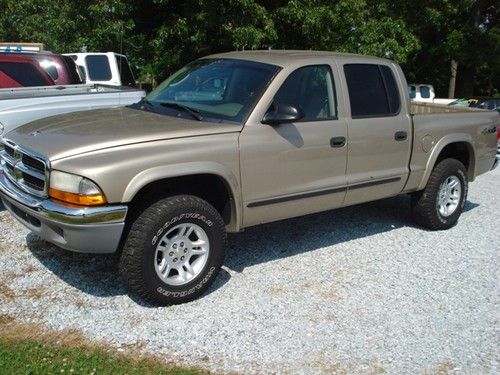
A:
0 322 206 375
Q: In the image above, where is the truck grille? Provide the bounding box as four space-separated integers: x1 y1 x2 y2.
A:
0 139 49 197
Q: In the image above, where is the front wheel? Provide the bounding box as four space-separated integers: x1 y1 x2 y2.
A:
119 195 226 305
411 158 468 230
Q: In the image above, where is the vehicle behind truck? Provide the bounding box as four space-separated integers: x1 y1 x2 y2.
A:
0 51 498 306
0 52 83 88
0 84 145 136
64 52 136 87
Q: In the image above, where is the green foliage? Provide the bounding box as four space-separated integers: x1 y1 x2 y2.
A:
0 0 497 95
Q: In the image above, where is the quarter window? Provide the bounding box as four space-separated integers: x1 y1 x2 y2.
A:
85 55 112 81
272 65 337 121
420 85 431 99
344 64 401 118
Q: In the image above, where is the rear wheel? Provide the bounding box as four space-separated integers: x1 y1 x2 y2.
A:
411 158 468 230
119 195 226 305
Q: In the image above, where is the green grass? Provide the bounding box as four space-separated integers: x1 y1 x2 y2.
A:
0 336 205 375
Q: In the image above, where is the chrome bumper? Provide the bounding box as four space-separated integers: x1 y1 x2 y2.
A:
0 169 127 253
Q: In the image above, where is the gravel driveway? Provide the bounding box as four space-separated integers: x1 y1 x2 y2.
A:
1 167 498 374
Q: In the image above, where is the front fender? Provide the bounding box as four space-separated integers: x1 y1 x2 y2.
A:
122 161 242 231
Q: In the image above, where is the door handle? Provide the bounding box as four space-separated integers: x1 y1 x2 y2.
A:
330 136 346 148
394 131 407 141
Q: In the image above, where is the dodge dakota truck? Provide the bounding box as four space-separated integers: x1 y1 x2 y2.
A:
0 51 498 305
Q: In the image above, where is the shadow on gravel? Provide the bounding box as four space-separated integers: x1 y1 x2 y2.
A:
0 200 5 212
25 233 230 304
463 200 479 212
23 194 480 301
225 195 480 272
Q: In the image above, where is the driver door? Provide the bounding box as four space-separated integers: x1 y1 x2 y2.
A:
239 64 348 227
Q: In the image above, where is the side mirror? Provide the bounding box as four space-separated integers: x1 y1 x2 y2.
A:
262 103 305 125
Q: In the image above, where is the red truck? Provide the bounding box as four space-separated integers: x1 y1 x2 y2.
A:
0 52 83 88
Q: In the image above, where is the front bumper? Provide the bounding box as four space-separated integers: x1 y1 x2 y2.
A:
0 169 127 253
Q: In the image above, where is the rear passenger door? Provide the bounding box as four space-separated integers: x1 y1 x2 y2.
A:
341 63 412 205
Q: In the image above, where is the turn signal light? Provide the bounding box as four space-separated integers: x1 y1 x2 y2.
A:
49 188 107 206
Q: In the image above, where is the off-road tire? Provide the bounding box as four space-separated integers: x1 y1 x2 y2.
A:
119 195 226 305
411 158 468 230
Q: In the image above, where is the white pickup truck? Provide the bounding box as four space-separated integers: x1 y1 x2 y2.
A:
0 84 145 136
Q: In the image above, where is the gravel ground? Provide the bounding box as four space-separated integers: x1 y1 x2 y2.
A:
0 167 498 375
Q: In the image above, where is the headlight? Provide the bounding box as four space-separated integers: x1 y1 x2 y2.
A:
49 170 107 206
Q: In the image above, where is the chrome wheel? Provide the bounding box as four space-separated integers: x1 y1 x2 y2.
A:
437 176 462 217
154 223 210 286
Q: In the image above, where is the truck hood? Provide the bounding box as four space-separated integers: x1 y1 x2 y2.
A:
4 107 243 161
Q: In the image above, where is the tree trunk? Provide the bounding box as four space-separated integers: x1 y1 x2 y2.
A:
448 59 457 98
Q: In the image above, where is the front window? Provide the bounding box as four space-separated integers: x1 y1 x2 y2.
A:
142 59 280 123
272 65 337 121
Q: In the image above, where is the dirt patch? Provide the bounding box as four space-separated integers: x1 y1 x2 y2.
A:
268 286 285 295
302 282 341 300
23 265 38 274
423 360 457 375
313 360 386 374
0 314 15 325
23 288 45 300
0 281 16 302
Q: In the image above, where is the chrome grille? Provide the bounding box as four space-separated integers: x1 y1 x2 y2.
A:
0 139 49 197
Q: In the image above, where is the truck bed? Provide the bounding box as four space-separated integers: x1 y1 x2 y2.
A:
410 101 484 114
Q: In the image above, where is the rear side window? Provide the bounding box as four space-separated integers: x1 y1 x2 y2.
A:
344 64 401 118
116 55 135 86
420 85 431 98
0 62 51 86
85 55 112 81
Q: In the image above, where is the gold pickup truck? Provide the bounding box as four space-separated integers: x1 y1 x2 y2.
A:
0 51 498 305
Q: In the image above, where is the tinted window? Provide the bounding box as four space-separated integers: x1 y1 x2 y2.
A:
116 55 135 86
85 55 112 81
273 65 337 121
380 66 400 113
63 56 84 84
37 59 58 80
344 64 389 117
0 62 51 86
344 64 401 117
420 85 431 98
409 85 416 99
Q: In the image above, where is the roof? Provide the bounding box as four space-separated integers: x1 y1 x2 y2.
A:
204 50 393 67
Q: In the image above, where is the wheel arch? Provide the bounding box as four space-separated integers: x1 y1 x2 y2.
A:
122 162 241 232
417 134 475 191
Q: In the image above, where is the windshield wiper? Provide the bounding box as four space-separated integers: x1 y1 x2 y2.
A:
160 102 203 121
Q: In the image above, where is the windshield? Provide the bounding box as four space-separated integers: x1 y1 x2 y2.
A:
143 58 280 123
